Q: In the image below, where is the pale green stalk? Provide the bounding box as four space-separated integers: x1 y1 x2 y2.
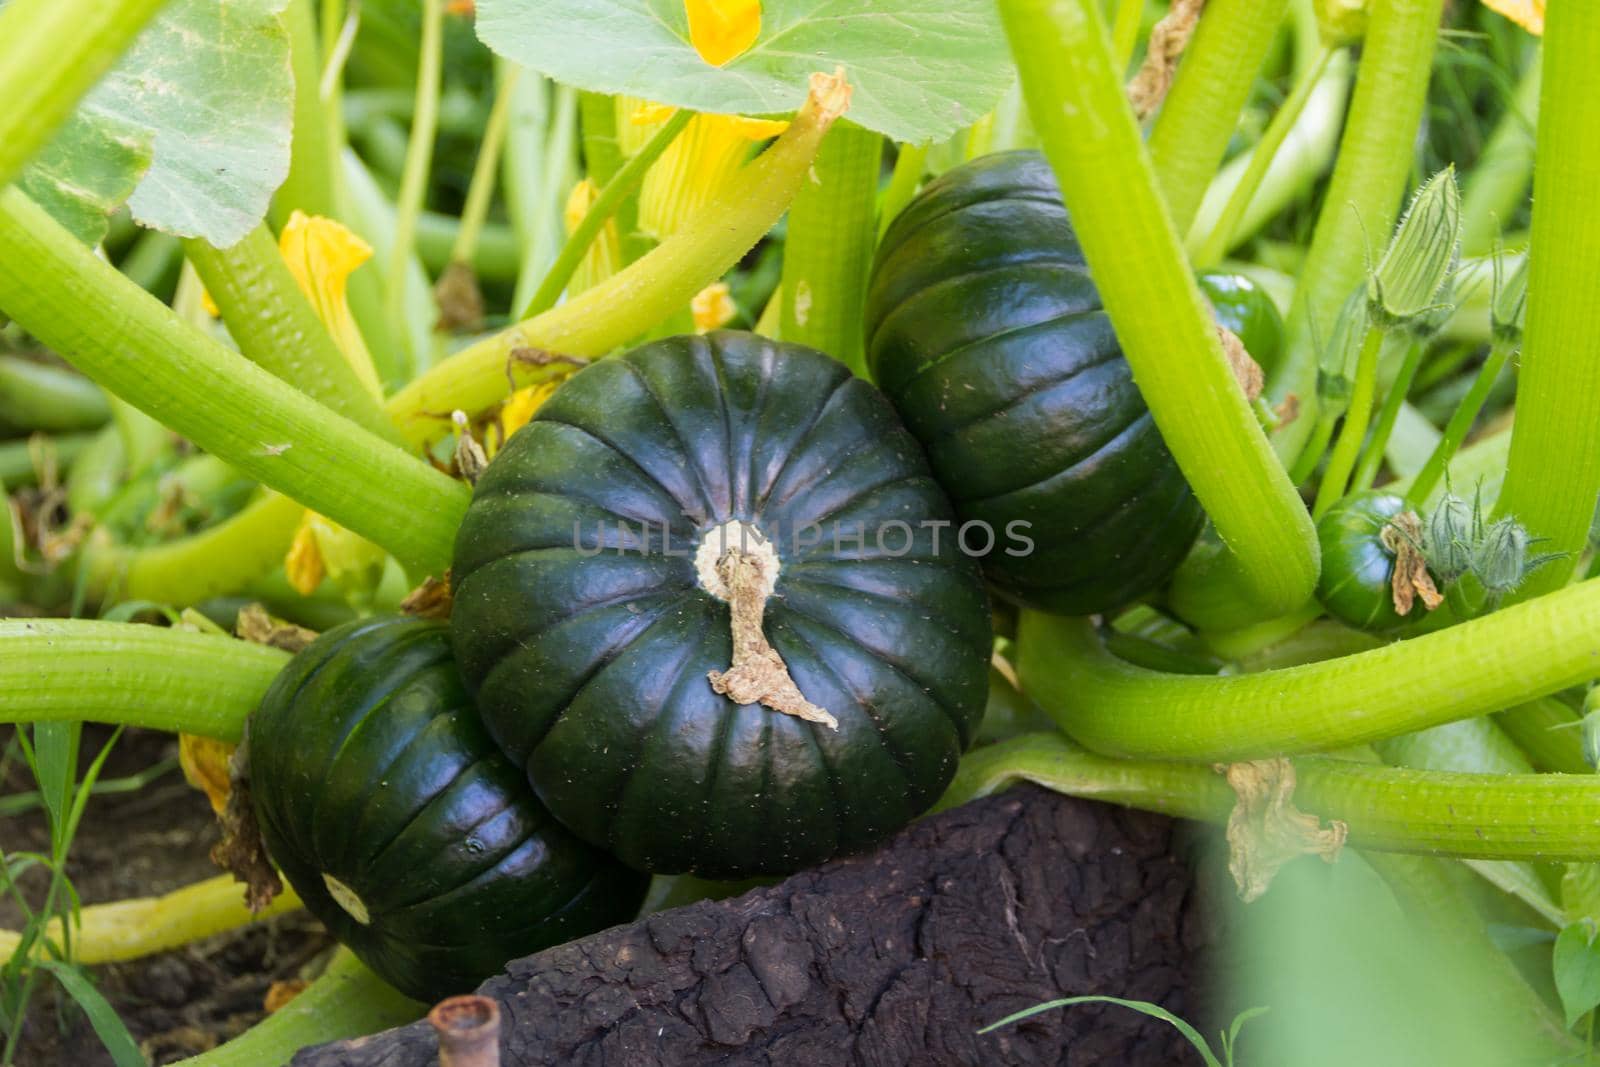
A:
384 0 443 373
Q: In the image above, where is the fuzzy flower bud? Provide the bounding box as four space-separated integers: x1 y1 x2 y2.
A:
1425 492 1476 584
1368 167 1461 328
1471 515 1534 597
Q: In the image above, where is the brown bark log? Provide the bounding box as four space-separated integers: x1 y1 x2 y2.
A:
295 786 1208 1066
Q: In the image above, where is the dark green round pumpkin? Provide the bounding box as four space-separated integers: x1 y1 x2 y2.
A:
449 331 992 879
249 615 647 1002
865 149 1203 616
1316 491 1419 632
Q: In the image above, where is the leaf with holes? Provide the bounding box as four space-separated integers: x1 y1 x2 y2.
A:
474 0 1014 144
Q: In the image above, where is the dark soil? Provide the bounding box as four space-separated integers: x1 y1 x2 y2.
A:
0 726 335 1064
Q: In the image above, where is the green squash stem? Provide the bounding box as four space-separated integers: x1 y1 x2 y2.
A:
1016 576 1600 760
1146 0 1291 237
941 732 1600 862
0 185 469 577
1489 3 1600 602
779 123 883 376
999 0 1317 619
0 619 287 741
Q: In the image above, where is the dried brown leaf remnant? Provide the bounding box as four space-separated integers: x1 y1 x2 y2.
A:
235 602 317 653
401 572 454 620
1128 0 1207 119
1221 758 1347 902
1380 510 1443 616
212 736 283 913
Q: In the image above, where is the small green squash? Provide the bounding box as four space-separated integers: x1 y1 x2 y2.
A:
865 150 1203 616
450 331 992 879
249 615 647 1002
1198 270 1286 380
1315 491 1422 632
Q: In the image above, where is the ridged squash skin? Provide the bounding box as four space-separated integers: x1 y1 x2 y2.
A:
865 150 1203 616
450 331 992 879
249 616 647 1002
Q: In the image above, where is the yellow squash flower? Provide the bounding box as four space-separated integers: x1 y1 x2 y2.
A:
622 3 783 242
692 282 737 333
278 211 384 399
497 380 565 445
1481 0 1542 33
563 178 624 295
270 212 388 596
685 0 761 67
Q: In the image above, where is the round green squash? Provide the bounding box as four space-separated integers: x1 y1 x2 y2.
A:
249 615 647 1002
865 150 1203 616
449 331 992 879
1315 491 1423 632
1198 270 1286 380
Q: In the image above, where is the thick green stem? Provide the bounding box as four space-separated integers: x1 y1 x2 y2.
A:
0 356 109 433
388 75 851 447
448 65 520 268
1147 0 1291 237
1460 48 1541 257
384 0 443 373
943 732 1600 861
176 949 421 1067
779 124 884 375
0 619 286 741
1017 578 1600 760
0 187 467 576
1406 336 1514 504
82 493 304 605
1190 46 1335 269
1271 0 1446 463
184 225 399 444
1491 5 1600 602
0 0 170 188
516 108 694 320
1000 0 1317 617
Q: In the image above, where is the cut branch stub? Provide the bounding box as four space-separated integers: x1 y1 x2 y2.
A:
700 520 838 729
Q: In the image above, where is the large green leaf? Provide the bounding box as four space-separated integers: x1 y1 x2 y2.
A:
18 0 293 248
474 0 1014 144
